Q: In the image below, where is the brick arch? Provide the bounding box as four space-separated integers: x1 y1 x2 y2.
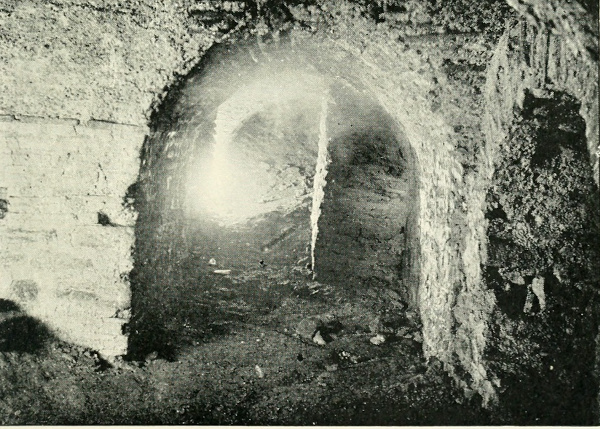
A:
130 30 472 376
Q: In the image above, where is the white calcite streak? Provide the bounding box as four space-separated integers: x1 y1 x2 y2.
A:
310 93 331 278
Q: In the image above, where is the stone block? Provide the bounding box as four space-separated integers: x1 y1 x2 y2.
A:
10 279 39 302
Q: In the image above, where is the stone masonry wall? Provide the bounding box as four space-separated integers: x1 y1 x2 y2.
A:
0 0 219 356
0 0 216 125
0 116 145 356
136 15 499 401
1 0 505 388
1 0 595 407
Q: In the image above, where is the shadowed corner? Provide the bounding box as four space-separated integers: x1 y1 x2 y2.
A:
0 299 55 354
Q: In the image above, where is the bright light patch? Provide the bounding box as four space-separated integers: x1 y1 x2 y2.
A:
189 133 272 225
186 108 313 225
185 73 326 226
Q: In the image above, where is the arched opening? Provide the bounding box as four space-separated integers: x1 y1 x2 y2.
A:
128 37 420 359
314 82 414 304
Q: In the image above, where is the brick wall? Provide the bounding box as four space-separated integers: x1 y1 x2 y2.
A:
0 116 145 356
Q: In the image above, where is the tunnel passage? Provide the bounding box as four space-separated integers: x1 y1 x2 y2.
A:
183 78 324 272
314 83 413 298
484 90 600 424
128 37 420 358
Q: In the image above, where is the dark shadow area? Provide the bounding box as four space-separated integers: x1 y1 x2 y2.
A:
0 299 54 353
312 81 419 305
0 298 20 312
315 127 412 295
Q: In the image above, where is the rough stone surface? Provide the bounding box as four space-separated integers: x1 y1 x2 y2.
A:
0 1 216 124
506 0 598 62
484 20 599 186
482 19 600 421
0 117 145 356
483 89 599 422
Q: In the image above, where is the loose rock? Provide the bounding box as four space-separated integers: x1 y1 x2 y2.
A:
296 314 339 342
296 317 320 340
370 334 386 345
144 351 159 363
368 316 383 334
498 268 526 285
313 331 326 346
531 276 546 312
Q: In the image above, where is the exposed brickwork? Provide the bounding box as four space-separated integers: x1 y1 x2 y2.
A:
0 117 145 356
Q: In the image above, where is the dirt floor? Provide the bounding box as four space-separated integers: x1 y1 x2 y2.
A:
0 264 502 425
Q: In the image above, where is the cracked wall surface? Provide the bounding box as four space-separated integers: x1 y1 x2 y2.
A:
482 18 600 419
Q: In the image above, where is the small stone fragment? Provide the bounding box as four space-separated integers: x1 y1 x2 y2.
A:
296 314 339 342
370 334 386 345
208 258 217 266
337 351 359 364
114 308 131 319
213 269 231 275
523 288 534 313
405 310 418 323
531 276 546 312
396 326 410 337
498 268 525 285
144 351 159 362
368 316 382 334
296 317 320 340
313 331 326 346
255 365 264 378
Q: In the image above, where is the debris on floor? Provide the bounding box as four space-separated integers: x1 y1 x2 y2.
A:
313 331 326 346
370 334 386 345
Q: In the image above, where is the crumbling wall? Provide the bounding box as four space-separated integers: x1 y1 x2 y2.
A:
482 18 600 422
484 20 599 186
484 90 599 424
